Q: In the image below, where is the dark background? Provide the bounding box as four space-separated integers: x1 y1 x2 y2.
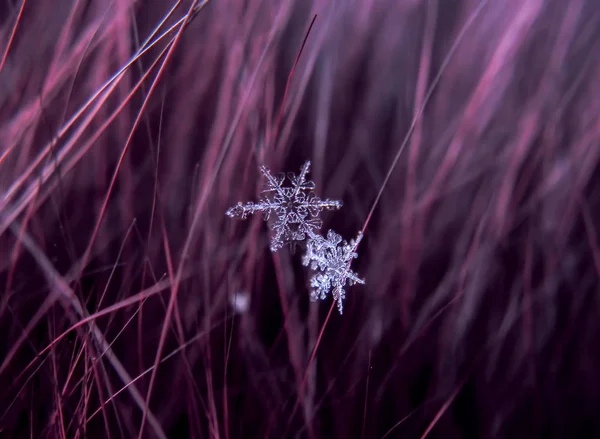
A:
1 0 600 437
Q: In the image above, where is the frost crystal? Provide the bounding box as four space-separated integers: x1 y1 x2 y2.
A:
302 229 365 314
226 160 365 315
226 161 342 252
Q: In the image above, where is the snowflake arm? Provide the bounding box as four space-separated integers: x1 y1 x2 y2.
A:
225 199 279 220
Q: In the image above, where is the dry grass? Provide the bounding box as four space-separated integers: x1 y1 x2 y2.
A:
2 0 600 437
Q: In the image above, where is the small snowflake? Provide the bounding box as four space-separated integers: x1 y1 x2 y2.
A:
226 161 342 252
302 229 365 314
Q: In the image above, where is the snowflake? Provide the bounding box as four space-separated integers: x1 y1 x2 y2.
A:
302 229 365 314
226 161 342 252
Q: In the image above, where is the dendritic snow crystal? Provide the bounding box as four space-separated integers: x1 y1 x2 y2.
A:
226 160 364 314
302 229 365 314
226 161 342 251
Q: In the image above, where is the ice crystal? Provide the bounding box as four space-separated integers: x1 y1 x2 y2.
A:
226 160 365 314
226 161 342 252
302 229 365 314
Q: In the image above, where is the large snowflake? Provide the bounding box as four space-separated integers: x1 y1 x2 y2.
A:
226 161 342 252
302 229 365 314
